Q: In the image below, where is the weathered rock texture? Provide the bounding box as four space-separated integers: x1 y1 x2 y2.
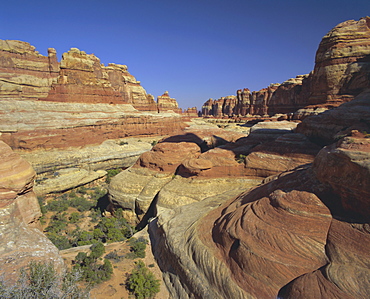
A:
108 127 262 223
296 89 370 145
0 41 156 109
109 120 320 226
157 91 182 113
0 99 186 150
202 17 370 118
0 40 59 101
0 141 63 282
0 40 188 152
150 133 370 298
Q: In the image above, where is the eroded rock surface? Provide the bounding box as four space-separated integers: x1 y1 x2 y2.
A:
0 141 63 282
148 127 370 298
202 17 370 118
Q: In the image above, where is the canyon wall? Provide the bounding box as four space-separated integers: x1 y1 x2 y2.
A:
0 40 156 109
202 17 370 118
0 39 193 193
0 39 191 152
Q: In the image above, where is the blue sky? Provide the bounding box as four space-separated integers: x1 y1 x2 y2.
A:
1 0 369 110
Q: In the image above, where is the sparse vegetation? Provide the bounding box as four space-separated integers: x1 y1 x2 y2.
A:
119 141 128 146
126 260 160 299
235 154 247 163
0 261 90 298
105 168 122 183
73 242 113 285
126 237 148 259
151 140 158 146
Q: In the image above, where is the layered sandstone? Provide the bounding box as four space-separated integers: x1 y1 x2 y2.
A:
108 127 255 223
0 40 59 100
0 99 186 150
0 141 63 282
150 133 370 298
296 89 370 145
157 91 182 113
202 17 370 118
108 120 320 225
0 39 187 153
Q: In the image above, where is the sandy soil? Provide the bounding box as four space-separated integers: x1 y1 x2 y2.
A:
60 227 170 299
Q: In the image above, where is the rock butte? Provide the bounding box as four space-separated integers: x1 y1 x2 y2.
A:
0 17 369 299
202 17 370 119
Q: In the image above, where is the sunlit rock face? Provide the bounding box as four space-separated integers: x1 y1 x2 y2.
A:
296 89 370 145
308 16 370 106
0 40 187 151
0 141 63 282
150 133 370 298
157 91 182 113
202 17 370 118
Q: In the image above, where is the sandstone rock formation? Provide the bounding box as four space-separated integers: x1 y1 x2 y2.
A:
0 40 59 101
0 99 186 151
202 17 370 118
150 132 370 298
108 120 320 226
0 141 63 282
296 89 370 145
0 39 188 153
0 41 156 109
157 91 182 113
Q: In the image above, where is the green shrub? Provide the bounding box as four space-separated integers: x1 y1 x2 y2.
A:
151 140 158 146
126 260 160 299
69 212 80 223
37 196 47 215
73 242 113 285
47 232 72 250
95 214 133 243
119 141 128 146
105 250 121 262
77 186 88 194
105 169 122 184
72 230 96 246
127 237 147 259
90 187 107 201
45 213 68 234
0 261 89 298
235 154 247 163
69 196 94 212
46 199 69 212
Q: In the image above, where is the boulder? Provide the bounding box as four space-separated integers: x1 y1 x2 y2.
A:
0 141 63 282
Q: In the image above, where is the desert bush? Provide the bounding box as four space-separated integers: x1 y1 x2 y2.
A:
126 260 160 299
37 196 47 215
69 212 80 223
105 250 121 262
47 232 72 250
45 213 68 234
90 187 107 201
69 196 94 212
95 212 133 243
0 261 89 298
46 199 69 213
73 242 113 285
77 186 87 194
105 168 121 183
126 237 147 259
235 154 247 163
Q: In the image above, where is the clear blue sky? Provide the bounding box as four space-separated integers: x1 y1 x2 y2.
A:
1 0 369 110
